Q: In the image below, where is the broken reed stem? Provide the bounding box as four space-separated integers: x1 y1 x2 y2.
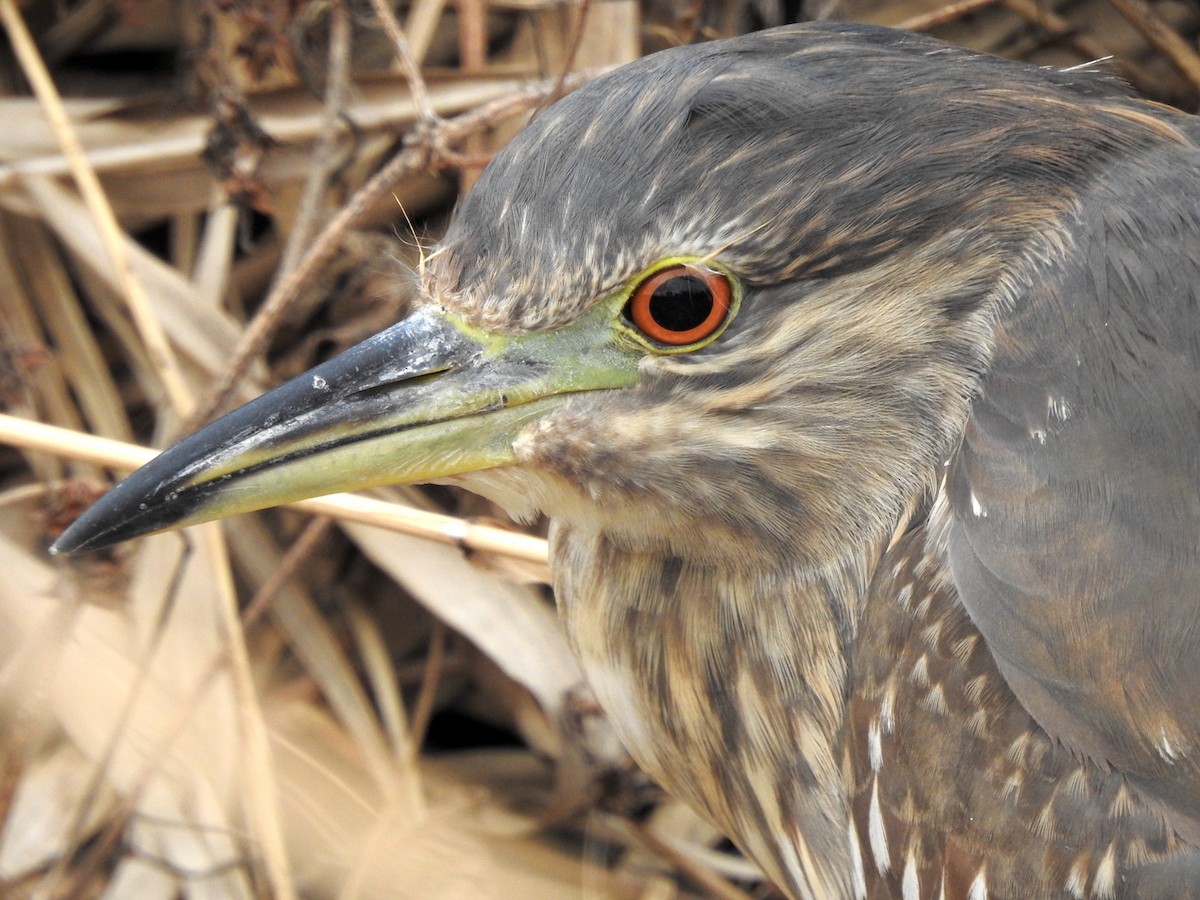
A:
2 9 294 888
187 68 605 431
0 16 297 875
0 0 194 419
0 413 550 566
200 523 298 900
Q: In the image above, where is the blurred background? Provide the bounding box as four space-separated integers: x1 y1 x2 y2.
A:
0 1 1197 897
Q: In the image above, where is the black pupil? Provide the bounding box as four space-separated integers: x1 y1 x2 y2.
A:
648 275 714 331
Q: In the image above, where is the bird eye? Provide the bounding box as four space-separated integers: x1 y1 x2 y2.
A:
624 265 733 347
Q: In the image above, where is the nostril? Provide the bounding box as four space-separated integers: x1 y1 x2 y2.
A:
343 367 454 401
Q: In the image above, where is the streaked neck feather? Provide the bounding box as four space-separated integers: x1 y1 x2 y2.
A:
552 524 875 899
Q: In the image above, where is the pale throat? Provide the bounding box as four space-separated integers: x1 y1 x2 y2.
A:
550 523 873 899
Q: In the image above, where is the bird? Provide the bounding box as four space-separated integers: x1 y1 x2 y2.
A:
52 21 1200 899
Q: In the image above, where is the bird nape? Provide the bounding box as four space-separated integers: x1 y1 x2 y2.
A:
52 22 1200 900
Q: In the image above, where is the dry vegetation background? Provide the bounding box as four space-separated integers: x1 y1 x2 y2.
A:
0 0 1197 898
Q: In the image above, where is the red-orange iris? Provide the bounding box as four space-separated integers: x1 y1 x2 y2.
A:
625 265 732 346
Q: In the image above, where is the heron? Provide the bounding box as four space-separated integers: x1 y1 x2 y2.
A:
53 22 1200 899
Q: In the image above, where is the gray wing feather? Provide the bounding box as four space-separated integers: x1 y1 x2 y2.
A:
946 137 1200 835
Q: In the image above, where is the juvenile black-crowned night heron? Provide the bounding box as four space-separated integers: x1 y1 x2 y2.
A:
54 22 1200 899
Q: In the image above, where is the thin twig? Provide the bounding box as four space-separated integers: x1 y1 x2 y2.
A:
0 413 550 565
405 0 452 68
407 622 446 753
367 0 439 124
242 516 335 629
1104 0 1200 95
604 815 756 900
275 0 354 284
187 69 605 431
1000 0 1162 98
49 806 135 899
898 0 1000 31
548 0 595 106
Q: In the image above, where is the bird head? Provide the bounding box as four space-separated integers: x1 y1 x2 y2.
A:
51 22 1200 900
55 23 1146 568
